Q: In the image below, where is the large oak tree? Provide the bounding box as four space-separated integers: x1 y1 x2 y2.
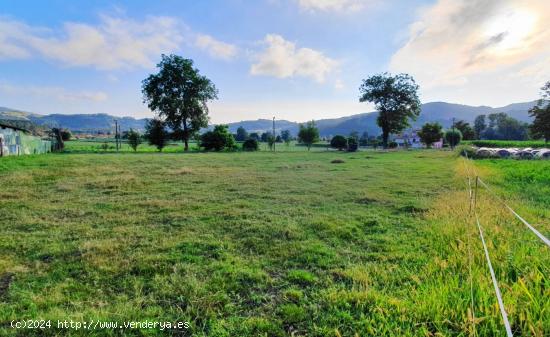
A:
529 81 550 144
142 54 218 151
359 73 421 148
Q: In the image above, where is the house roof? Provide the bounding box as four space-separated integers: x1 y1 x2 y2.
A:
0 122 29 133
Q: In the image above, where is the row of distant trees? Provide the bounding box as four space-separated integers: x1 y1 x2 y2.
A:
138 54 550 152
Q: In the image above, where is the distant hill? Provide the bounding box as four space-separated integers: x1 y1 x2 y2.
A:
0 107 148 133
225 101 538 137
0 100 538 136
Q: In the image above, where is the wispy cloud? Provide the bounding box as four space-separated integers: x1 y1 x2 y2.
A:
296 0 379 12
0 15 238 70
250 34 338 83
195 34 238 60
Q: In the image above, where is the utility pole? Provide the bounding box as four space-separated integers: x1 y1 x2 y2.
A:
452 117 456 150
114 119 119 151
272 117 276 152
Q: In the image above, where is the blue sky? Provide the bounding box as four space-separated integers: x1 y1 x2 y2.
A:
1 0 549 123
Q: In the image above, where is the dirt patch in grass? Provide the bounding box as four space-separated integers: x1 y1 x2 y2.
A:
330 159 345 164
0 272 14 300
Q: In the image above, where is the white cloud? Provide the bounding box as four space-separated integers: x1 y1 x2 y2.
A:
195 34 238 60
334 79 344 90
0 82 108 102
250 34 338 83
389 0 550 105
0 15 238 69
297 0 377 12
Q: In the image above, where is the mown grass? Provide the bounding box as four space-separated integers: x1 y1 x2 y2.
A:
0 150 548 336
63 140 331 153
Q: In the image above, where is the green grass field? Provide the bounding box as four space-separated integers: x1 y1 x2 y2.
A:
63 140 332 153
0 149 548 336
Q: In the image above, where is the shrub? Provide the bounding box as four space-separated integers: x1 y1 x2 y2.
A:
200 125 237 151
455 144 476 158
445 129 463 148
144 118 168 152
418 122 443 148
330 135 347 150
388 141 398 149
127 129 141 152
298 121 320 151
347 136 358 152
242 138 259 151
60 129 72 141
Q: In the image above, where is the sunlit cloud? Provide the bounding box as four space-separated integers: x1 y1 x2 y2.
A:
250 34 338 83
389 0 550 105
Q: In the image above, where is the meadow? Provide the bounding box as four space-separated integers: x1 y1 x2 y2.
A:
0 147 548 336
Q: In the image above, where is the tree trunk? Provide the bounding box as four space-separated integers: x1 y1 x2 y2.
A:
382 129 389 149
183 120 189 151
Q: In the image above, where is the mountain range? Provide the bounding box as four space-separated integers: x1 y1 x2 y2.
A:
0 101 537 137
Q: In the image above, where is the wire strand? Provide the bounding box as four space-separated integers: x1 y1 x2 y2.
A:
474 212 514 337
476 177 550 248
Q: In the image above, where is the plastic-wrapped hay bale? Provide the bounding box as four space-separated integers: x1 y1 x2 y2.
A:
516 149 534 159
536 149 550 159
476 147 492 158
496 148 512 158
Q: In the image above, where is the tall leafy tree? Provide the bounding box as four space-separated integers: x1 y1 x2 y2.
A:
142 54 218 151
298 121 320 151
144 118 168 152
127 129 142 152
529 81 550 143
417 122 443 148
280 130 291 142
445 129 462 149
482 113 528 140
235 126 248 141
474 115 486 139
454 120 475 140
260 132 270 142
359 73 421 148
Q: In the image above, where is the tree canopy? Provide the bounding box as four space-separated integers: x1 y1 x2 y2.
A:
144 118 169 152
476 112 528 140
127 129 142 152
359 73 421 148
417 122 443 148
298 121 319 151
200 125 236 151
445 129 462 149
235 126 248 141
529 81 550 143
142 54 218 151
454 120 475 140
330 135 347 150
